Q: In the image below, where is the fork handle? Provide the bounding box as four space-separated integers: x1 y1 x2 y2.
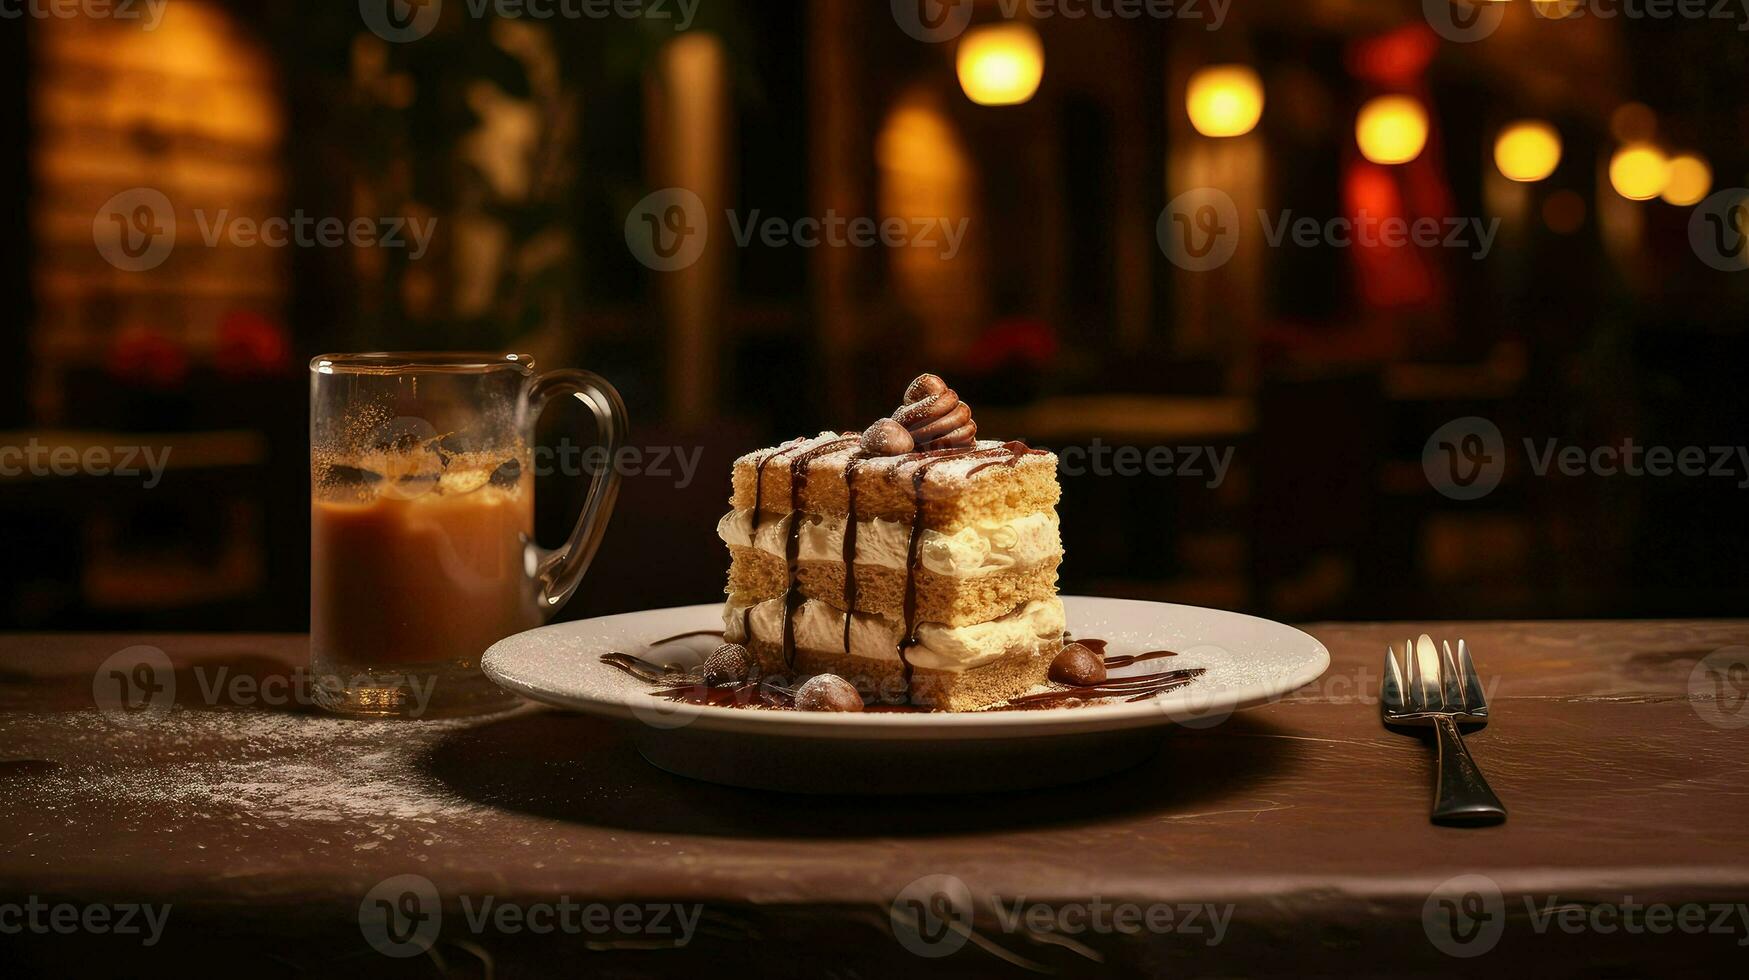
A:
1431 715 1507 826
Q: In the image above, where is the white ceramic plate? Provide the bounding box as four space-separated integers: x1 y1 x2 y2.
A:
483 596 1329 792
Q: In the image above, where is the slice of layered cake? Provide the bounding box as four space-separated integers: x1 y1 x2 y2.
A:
717 374 1065 710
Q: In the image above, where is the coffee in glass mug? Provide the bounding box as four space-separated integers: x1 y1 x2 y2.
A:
309 353 624 717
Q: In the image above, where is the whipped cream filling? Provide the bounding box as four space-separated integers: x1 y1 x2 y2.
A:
723 595 1064 673
717 509 1059 577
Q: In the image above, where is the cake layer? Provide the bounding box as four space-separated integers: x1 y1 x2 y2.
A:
723 594 1063 710
727 547 1060 628
717 508 1060 577
722 594 1064 674
742 636 1058 711
730 433 1059 531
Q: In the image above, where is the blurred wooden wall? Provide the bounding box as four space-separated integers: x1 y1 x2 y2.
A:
28 2 284 422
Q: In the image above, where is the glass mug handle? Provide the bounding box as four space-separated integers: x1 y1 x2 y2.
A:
526 369 627 616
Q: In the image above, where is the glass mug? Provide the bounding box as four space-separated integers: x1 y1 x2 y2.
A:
308 352 625 717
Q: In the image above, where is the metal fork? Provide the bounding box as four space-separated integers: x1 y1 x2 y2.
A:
1381 634 1507 826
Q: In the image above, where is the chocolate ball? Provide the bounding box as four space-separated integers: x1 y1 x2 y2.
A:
703 643 755 687
794 673 865 712
860 417 915 457
1049 642 1107 686
904 373 949 403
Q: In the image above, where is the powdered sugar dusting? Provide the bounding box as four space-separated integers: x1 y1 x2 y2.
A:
0 707 495 842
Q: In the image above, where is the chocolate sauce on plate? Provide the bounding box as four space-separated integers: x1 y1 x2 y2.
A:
1066 636 1177 668
1002 667 1204 708
644 629 726 647
600 635 1200 713
1104 649 1179 668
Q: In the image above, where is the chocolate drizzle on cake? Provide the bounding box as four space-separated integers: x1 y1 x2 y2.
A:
884 442 1050 700
743 444 787 643
896 455 944 696
780 436 857 669
841 454 864 655
965 440 1050 477
723 380 1063 709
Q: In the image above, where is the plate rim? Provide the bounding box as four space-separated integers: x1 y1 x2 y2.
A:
482 596 1330 740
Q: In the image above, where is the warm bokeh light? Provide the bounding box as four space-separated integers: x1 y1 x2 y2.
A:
1660 154 1712 206
956 23 1044 107
1542 189 1586 234
1186 65 1264 138
1608 144 1669 201
1609 102 1657 143
1355 95 1428 165
1494 121 1561 182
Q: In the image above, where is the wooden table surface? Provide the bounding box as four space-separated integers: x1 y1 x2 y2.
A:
2 623 1746 977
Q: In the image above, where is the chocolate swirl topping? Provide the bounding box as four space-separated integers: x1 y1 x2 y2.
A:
860 373 977 456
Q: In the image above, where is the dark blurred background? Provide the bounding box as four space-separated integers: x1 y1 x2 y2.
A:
1 0 1746 631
